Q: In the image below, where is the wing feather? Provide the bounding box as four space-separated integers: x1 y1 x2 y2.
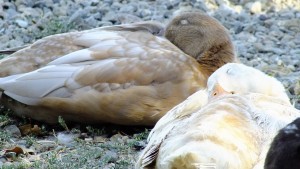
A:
0 45 196 108
136 90 208 168
0 21 166 77
0 65 82 104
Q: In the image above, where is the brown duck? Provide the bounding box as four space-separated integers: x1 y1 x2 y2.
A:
0 12 237 125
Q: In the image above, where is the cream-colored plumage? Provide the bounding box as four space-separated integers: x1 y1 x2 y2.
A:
136 63 300 169
207 63 290 104
0 12 237 125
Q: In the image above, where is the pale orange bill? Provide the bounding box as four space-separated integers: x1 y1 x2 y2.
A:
209 83 231 101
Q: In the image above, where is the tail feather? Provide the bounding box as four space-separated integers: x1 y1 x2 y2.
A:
0 45 29 55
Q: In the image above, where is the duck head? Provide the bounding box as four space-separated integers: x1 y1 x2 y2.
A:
207 63 290 103
165 12 237 77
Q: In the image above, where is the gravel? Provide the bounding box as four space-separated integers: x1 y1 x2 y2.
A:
0 0 300 167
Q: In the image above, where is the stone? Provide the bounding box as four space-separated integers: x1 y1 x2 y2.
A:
4 125 21 138
295 81 300 96
57 132 79 146
15 19 28 28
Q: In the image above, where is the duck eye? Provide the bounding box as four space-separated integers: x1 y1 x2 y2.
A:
213 92 217 96
230 91 235 94
226 68 234 75
180 19 189 25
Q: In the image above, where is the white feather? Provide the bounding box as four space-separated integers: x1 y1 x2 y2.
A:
74 30 123 47
0 65 83 105
48 49 93 65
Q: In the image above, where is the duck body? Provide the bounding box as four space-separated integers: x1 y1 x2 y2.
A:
0 23 204 125
155 94 261 169
0 13 236 125
137 63 300 168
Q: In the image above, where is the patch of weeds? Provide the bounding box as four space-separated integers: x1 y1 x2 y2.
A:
31 18 76 39
30 151 60 168
1 162 31 169
127 129 149 150
58 116 69 131
0 130 12 149
115 159 131 169
0 112 11 125
86 125 106 136
100 142 128 152
31 142 104 168
24 135 37 148
133 129 150 141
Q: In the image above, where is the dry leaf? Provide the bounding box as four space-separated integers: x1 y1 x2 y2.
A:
31 125 42 135
19 124 32 135
27 154 40 162
3 146 35 155
5 146 25 155
19 124 42 136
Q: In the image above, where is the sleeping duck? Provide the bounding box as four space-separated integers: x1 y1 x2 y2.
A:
136 63 300 169
265 117 300 169
0 12 237 125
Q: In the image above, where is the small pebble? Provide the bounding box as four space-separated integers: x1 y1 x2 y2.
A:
4 125 21 138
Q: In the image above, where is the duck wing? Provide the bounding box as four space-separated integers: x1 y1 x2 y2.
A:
0 21 165 77
136 90 208 168
247 93 300 134
246 93 300 169
0 26 201 105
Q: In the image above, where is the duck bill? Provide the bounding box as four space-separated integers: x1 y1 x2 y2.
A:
208 83 231 102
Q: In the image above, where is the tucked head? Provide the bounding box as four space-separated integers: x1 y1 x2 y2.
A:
165 12 236 67
207 63 289 102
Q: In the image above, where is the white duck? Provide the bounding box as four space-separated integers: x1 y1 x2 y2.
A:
136 63 300 169
0 12 237 125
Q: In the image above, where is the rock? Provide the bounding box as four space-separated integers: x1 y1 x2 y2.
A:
102 11 119 24
85 16 98 28
34 140 57 153
116 13 142 24
247 1 262 14
3 8 18 19
258 14 268 21
139 9 152 18
119 4 137 13
295 81 300 96
111 2 122 11
68 9 87 24
110 133 123 142
57 132 79 146
102 163 115 169
84 137 93 142
279 19 300 32
94 136 107 143
15 19 28 28
52 4 67 16
90 0 99 6
4 125 21 138
99 150 118 165
132 140 146 150
253 43 285 55
7 39 24 48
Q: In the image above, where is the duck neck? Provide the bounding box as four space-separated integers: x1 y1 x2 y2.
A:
197 41 236 78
